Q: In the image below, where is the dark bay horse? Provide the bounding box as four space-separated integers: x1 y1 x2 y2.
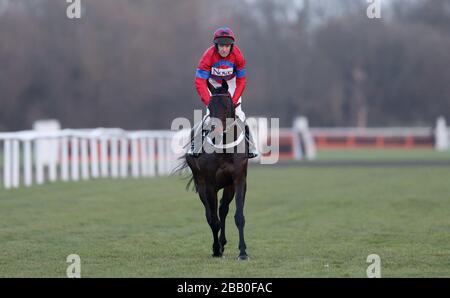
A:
181 80 249 260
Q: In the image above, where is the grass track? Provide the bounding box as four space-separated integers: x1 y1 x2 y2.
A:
1 166 450 277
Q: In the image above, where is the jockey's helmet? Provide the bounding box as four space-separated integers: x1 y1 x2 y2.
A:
213 27 235 45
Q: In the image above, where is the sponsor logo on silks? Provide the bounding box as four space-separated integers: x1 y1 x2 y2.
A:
211 67 234 77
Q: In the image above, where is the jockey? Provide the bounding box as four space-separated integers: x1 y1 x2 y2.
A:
188 26 258 158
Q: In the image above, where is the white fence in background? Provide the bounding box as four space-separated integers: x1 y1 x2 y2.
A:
0 118 302 190
0 128 188 190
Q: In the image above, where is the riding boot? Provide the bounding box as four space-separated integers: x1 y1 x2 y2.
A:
187 141 200 158
187 123 202 157
245 124 258 159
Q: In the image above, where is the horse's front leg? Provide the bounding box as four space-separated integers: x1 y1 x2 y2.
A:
234 179 248 260
199 184 222 257
219 185 235 254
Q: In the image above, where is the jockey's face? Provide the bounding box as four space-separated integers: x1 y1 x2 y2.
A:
218 44 232 57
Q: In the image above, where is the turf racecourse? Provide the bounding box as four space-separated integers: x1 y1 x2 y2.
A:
1 165 450 277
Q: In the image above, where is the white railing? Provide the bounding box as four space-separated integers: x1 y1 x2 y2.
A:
0 128 189 190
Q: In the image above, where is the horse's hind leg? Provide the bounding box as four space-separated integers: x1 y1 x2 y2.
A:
219 185 235 254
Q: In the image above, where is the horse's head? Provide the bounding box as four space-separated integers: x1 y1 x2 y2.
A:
207 80 235 133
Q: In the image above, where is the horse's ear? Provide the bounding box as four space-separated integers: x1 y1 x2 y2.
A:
222 80 228 92
207 80 215 94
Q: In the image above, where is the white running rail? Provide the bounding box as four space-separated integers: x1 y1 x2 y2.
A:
0 128 187 190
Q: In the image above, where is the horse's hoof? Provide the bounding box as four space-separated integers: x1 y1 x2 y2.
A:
212 253 223 258
237 255 249 261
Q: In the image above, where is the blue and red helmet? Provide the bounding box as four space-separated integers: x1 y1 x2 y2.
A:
213 27 235 45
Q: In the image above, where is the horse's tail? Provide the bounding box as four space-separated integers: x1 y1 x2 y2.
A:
171 154 198 193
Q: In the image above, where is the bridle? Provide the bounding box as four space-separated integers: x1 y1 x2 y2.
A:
205 95 244 149
206 96 246 149
209 93 235 121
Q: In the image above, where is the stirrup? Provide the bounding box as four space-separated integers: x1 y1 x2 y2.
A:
244 124 258 159
187 128 206 158
187 142 201 157
187 149 200 158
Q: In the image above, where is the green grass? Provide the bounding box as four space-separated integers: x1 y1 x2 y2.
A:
316 149 450 161
1 166 450 277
